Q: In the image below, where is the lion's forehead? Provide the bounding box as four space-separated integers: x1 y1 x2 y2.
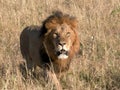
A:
53 24 73 36
57 24 71 31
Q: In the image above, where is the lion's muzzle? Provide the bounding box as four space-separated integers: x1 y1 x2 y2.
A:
54 40 70 59
56 49 68 56
56 49 69 59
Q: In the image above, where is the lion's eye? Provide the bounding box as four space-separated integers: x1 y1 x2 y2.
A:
53 33 58 38
66 32 70 37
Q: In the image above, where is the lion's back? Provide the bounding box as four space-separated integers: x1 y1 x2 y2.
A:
20 25 43 62
20 27 30 59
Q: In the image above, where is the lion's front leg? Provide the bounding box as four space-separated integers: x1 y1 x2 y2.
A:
44 66 62 90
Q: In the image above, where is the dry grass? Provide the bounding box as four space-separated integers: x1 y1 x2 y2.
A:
0 0 120 90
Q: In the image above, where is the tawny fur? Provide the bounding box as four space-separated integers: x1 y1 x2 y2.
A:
20 11 80 75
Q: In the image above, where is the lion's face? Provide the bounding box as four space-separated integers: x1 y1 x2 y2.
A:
44 12 79 61
48 23 76 60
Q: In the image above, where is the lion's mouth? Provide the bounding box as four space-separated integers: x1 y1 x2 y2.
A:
56 49 68 59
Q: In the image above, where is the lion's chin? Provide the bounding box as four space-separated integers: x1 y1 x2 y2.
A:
58 54 68 59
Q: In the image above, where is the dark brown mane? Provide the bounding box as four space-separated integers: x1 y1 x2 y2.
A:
41 11 78 32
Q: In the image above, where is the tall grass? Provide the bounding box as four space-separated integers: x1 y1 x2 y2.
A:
0 0 120 90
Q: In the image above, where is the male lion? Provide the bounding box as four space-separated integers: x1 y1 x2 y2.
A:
20 11 80 90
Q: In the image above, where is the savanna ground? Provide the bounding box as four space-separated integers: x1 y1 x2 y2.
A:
0 0 120 90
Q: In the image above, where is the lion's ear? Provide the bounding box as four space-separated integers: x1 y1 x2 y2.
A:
44 19 57 36
45 18 57 30
69 17 78 30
